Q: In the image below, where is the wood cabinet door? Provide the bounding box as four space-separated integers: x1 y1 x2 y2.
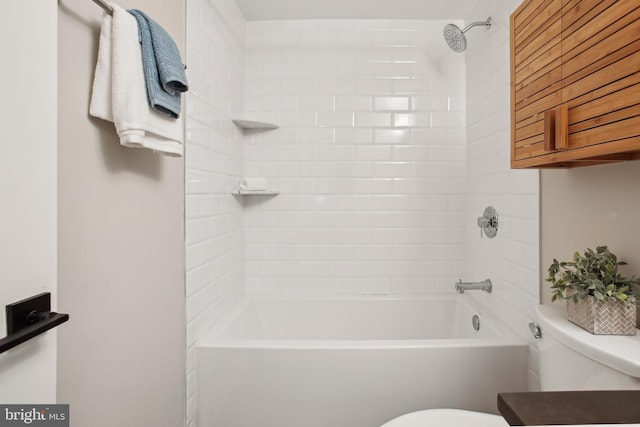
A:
511 0 563 167
559 0 640 157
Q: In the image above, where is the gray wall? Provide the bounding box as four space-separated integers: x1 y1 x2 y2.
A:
57 1 186 426
541 161 640 325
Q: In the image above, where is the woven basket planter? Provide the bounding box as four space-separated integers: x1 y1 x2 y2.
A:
566 296 637 335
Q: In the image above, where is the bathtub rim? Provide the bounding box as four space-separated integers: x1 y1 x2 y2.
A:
196 294 527 350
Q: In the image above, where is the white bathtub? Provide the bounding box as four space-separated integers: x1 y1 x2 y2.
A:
196 295 528 427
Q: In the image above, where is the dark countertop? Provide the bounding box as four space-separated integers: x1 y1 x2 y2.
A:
498 391 640 425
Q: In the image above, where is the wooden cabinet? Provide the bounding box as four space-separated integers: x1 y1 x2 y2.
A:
511 0 640 168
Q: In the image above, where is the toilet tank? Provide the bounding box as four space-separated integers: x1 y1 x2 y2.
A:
535 304 640 391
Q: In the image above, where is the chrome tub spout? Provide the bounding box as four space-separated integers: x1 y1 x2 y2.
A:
455 279 492 294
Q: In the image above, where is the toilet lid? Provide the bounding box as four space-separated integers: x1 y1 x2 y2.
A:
381 409 509 427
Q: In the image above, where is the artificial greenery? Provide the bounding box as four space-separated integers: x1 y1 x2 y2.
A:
547 246 640 304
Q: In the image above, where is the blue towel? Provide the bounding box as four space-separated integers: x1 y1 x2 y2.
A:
128 9 188 118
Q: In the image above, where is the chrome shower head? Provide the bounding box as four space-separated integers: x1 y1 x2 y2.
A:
444 24 467 53
443 17 492 53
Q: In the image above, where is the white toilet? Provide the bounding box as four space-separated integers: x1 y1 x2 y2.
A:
382 408 508 427
381 304 640 427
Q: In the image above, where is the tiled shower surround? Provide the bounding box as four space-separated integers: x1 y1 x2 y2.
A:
185 0 540 424
464 0 540 389
185 0 246 424
243 20 467 294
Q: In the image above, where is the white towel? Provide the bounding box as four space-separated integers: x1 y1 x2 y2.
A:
89 4 183 157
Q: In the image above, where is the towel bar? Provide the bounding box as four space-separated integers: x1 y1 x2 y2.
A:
92 0 114 15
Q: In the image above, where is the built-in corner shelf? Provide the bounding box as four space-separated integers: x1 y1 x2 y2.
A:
231 190 279 196
232 119 279 131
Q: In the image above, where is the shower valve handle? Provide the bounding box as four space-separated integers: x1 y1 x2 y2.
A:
477 206 498 239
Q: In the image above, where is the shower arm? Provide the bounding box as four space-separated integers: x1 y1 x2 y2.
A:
461 18 492 34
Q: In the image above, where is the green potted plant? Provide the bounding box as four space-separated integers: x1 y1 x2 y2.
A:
547 246 639 335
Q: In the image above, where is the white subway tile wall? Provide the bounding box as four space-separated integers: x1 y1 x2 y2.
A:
463 0 541 390
185 0 246 425
243 19 467 296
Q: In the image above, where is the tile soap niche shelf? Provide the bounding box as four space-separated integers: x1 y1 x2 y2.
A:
232 119 279 131
232 176 279 196
231 190 279 196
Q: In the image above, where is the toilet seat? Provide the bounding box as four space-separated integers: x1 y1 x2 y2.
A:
381 408 509 427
